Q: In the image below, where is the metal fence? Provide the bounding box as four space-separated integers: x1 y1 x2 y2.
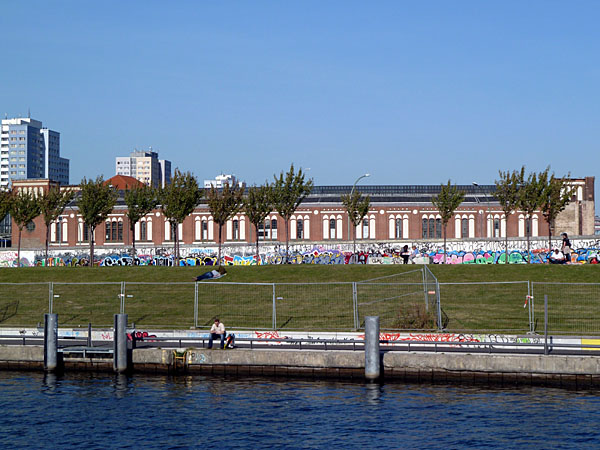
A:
438 281 531 333
2 276 599 335
530 283 600 335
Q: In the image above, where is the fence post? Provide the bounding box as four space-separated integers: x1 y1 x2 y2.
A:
48 282 53 314
114 313 129 373
194 282 198 328
528 281 534 333
436 280 443 331
120 281 125 314
364 316 380 381
544 295 549 356
272 284 277 330
422 267 428 312
352 282 358 330
44 313 58 372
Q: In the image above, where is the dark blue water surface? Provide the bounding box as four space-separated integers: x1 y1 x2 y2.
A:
1 371 600 449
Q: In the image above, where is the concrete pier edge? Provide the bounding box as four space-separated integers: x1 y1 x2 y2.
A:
2 345 600 388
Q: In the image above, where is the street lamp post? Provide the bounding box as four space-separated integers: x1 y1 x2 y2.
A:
473 182 491 238
347 173 370 244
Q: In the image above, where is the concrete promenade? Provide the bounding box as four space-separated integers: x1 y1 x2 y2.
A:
2 341 600 388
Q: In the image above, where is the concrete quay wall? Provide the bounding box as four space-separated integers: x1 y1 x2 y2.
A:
3 345 600 387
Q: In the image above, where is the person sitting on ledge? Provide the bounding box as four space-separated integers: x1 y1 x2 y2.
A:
549 249 566 264
195 266 227 281
208 318 226 349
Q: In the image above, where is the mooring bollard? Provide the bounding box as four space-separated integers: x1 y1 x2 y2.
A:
113 314 128 373
365 316 380 381
44 313 58 372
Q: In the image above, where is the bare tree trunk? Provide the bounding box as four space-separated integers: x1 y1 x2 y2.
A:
130 223 136 258
17 228 22 267
218 224 223 266
90 226 95 267
548 221 552 254
255 224 260 264
284 218 290 264
45 223 50 266
526 216 531 264
353 223 357 257
443 226 447 264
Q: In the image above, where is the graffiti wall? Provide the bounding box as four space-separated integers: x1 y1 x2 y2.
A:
0 237 599 267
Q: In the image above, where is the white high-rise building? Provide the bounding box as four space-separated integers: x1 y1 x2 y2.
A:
0 117 69 189
115 149 171 188
203 174 244 189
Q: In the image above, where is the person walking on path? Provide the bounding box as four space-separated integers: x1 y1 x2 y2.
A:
208 318 226 349
561 233 572 264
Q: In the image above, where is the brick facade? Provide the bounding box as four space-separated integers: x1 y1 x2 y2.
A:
9 179 595 250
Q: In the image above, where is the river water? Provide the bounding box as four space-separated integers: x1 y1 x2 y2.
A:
1 371 599 449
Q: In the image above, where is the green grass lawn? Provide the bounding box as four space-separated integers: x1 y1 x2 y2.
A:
0 264 597 333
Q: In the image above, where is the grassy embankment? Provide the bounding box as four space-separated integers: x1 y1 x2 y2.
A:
0 265 597 333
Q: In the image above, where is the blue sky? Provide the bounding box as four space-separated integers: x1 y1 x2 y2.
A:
1 1 598 193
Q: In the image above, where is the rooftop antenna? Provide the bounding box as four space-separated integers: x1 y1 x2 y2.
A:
28 108 30 119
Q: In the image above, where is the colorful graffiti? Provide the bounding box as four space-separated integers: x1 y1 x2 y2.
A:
2 238 600 267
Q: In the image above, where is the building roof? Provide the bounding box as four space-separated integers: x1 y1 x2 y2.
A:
104 175 145 190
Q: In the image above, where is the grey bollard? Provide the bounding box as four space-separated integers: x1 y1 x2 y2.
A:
364 316 381 381
113 314 129 373
44 313 58 372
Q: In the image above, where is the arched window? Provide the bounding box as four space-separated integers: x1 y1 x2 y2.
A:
202 221 208 240
140 221 147 241
271 219 278 239
330 218 337 239
461 218 468 238
105 219 123 242
422 218 428 238
395 218 402 239
232 219 239 240
494 218 500 238
362 218 369 239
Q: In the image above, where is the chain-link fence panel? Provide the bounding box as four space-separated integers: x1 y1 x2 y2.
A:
357 282 430 330
438 281 530 333
123 282 196 329
531 283 600 335
52 282 122 327
197 282 274 330
274 283 354 331
0 283 50 326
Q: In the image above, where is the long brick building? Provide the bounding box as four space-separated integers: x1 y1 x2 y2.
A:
9 176 595 251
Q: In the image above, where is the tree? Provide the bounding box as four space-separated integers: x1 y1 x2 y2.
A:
0 190 13 224
11 190 41 267
431 180 465 264
160 170 202 265
207 181 244 266
518 169 546 263
243 183 274 263
494 167 524 264
341 190 371 256
539 170 575 252
125 184 158 257
272 164 313 263
78 177 118 267
39 186 75 264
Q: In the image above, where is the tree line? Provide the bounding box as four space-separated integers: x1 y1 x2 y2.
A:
430 166 574 264
0 164 313 267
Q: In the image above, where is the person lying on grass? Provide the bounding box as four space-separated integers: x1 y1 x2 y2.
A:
195 266 227 281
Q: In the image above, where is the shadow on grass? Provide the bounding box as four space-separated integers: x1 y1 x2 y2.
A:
0 299 19 323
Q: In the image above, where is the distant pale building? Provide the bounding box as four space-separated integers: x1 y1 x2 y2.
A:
0 117 69 189
159 159 171 187
203 174 244 189
115 149 171 188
